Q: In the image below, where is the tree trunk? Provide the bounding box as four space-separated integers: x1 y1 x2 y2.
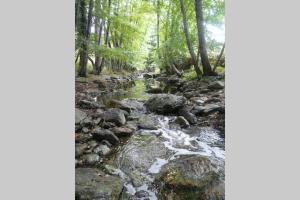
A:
195 0 216 76
179 0 202 78
171 64 183 77
99 0 112 73
78 0 88 77
213 43 225 72
94 20 104 75
157 0 160 49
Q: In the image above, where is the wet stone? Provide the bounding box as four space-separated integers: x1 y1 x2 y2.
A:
175 116 190 128
76 168 123 200
80 153 101 166
92 128 120 145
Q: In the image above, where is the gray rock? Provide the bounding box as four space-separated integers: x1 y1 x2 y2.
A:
76 168 123 200
156 155 224 200
81 154 101 165
175 116 190 128
193 104 224 116
135 190 149 198
80 117 93 128
107 99 132 113
78 99 105 109
92 128 120 145
138 115 158 130
208 81 224 90
145 94 186 114
75 108 87 124
101 108 126 126
75 143 89 158
178 108 197 125
93 144 111 156
111 126 135 137
75 133 93 143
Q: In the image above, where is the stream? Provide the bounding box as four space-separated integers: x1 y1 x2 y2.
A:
97 76 225 199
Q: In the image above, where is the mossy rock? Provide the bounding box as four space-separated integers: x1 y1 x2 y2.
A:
155 155 224 200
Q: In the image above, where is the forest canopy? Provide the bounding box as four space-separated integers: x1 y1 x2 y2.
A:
75 0 225 78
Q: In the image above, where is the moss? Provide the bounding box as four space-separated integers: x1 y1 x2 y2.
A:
157 167 221 200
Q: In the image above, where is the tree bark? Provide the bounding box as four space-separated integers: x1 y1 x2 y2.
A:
99 0 112 73
94 20 104 75
179 0 202 78
171 64 183 77
78 0 88 77
213 43 225 72
195 0 216 76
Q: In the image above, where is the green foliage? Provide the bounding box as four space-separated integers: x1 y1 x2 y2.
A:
183 70 198 81
75 0 224 75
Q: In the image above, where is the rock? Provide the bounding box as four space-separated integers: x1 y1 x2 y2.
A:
113 134 168 187
75 108 87 124
156 155 224 200
111 126 135 137
76 168 123 200
121 99 145 111
92 128 120 145
77 99 105 109
138 115 158 130
80 153 101 165
75 143 89 158
175 116 190 128
190 97 205 105
146 87 163 94
87 140 99 149
193 104 224 116
135 190 150 198
80 117 93 128
102 122 116 129
75 133 93 143
82 127 90 133
145 94 186 114
93 144 111 156
107 99 132 113
143 73 153 79
178 108 197 125
101 108 126 126
208 81 224 90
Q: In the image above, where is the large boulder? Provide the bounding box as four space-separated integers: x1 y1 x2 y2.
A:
145 94 186 114
155 155 224 200
75 168 123 200
101 108 126 126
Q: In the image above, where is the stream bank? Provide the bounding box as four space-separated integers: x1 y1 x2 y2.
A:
75 72 225 200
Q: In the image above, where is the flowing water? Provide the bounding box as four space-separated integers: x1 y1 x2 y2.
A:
99 77 225 199
117 116 225 199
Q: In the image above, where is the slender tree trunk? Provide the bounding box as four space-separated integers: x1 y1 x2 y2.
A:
213 43 225 72
99 0 111 73
94 20 104 75
157 0 160 49
78 0 88 77
179 0 202 78
195 0 216 76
